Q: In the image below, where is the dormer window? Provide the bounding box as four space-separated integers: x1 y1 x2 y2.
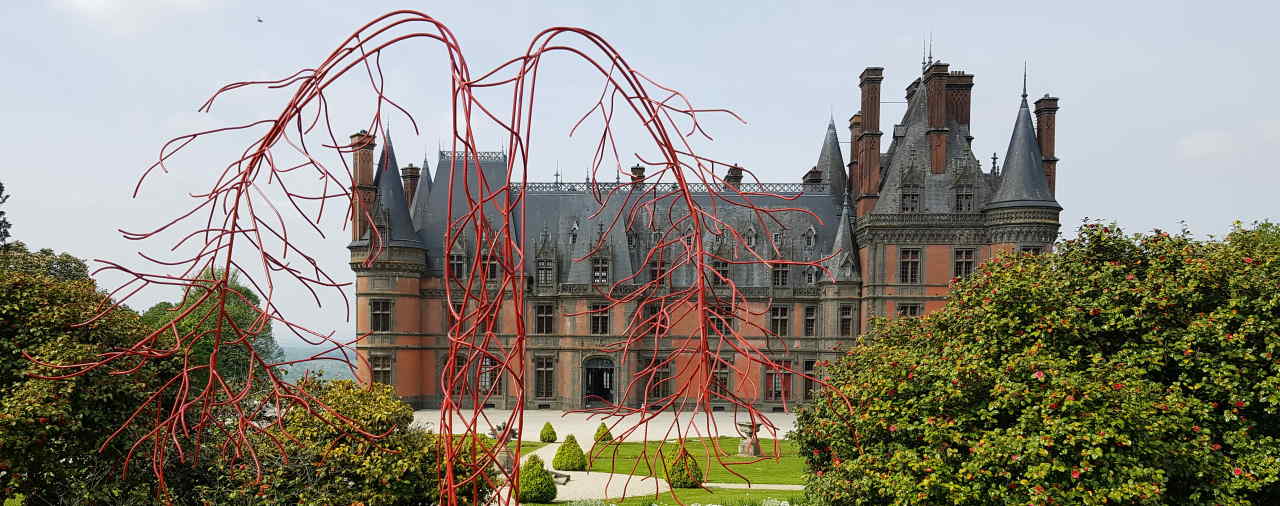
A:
569 222 579 245
536 259 554 286
651 231 661 244
804 227 816 249
772 232 784 246
746 227 758 248
804 267 818 285
448 254 466 279
901 184 922 213
954 184 974 212
591 257 610 284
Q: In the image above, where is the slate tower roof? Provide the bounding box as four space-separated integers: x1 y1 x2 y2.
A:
363 134 426 249
986 93 1061 210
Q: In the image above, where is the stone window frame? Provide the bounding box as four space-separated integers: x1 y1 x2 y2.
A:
370 298 394 332
704 302 734 335
448 253 467 279
591 256 610 285
898 248 922 284
763 359 794 401
588 302 610 335
711 260 730 286
648 259 667 285
710 356 732 398
953 247 977 279
1020 245 1044 255
369 352 394 385
533 303 555 335
768 305 790 336
478 355 503 393
639 354 672 400
953 183 975 212
803 226 817 249
533 355 555 399
900 183 923 213
535 258 555 286
803 266 818 285
771 265 790 287
802 358 818 401
896 302 924 317
838 303 855 337
802 305 819 337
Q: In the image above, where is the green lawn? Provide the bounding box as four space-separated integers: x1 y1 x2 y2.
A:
509 440 549 455
585 437 807 485
522 487 805 506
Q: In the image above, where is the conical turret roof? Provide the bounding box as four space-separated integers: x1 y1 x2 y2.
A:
987 95 1060 210
367 134 426 249
815 119 847 201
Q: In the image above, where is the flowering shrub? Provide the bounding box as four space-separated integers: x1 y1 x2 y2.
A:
792 223 1280 505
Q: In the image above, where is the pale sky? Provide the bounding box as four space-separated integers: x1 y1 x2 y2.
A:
3 0 1277 346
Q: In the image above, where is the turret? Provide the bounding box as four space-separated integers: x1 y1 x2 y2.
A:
985 86 1062 254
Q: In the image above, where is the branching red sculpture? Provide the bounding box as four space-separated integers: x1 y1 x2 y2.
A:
27 10 850 504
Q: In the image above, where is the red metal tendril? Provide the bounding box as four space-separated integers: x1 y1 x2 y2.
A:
29 10 856 504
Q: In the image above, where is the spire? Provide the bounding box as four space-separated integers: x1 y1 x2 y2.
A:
368 132 426 248
823 188 860 283
986 89 1061 210
814 119 847 199
1022 62 1028 100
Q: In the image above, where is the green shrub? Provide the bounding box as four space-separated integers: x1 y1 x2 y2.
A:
593 422 614 443
539 422 557 443
518 455 557 503
553 434 588 471
664 448 704 489
792 222 1280 504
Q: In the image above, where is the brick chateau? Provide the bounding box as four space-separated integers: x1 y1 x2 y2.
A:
351 60 1062 409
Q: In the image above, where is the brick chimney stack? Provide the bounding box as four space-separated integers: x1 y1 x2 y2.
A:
848 113 862 197
946 71 974 130
1034 95 1060 195
349 130 376 241
630 164 646 183
923 61 950 174
856 67 884 216
400 163 420 203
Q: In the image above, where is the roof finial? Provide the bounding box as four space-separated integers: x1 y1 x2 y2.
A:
921 35 927 73
554 161 561 184
991 152 1000 174
1022 61 1028 100
927 32 933 67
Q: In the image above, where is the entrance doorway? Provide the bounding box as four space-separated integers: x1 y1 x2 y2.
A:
583 357 614 407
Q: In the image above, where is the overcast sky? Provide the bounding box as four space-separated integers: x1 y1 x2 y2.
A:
3 0 1277 346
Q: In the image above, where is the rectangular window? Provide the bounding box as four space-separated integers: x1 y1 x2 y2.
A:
478 356 502 392
803 305 818 337
536 259 554 285
711 359 730 397
534 304 555 334
954 184 974 212
648 260 666 284
591 257 610 285
370 299 392 332
771 266 789 287
804 267 818 285
897 303 923 317
765 360 793 401
1021 246 1043 255
589 303 609 335
483 258 499 279
711 260 729 286
534 356 554 399
769 306 790 336
899 248 921 284
839 304 855 337
901 187 921 213
954 248 976 278
643 356 671 400
706 304 732 335
449 254 466 279
803 359 817 401
370 353 393 385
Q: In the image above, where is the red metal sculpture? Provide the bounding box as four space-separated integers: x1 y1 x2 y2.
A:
28 10 848 504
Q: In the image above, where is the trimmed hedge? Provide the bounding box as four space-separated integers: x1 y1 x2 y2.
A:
552 434 587 471
665 448 704 488
518 455 557 504
593 422 614 443
539 422 557 443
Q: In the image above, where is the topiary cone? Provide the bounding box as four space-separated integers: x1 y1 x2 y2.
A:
539 422 557 443
593 422 614 443
552 434 587 471
518 454 557 503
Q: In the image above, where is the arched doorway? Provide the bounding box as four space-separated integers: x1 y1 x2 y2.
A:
583 356 614 407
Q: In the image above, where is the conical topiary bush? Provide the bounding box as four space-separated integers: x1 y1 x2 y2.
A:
518 454 557 503
593 422 614 443
664 447 704 489
552 434 587 471
539 422 557 443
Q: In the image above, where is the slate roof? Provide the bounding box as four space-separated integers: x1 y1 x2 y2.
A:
356 134 425 250
986 94 1061 210
815 119 848 201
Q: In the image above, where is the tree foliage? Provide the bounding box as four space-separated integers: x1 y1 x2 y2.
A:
664 447 704 489
0 242 89 282
0 265 163 503
792 222 1280 505
139 268 284 388
0 181 11 246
